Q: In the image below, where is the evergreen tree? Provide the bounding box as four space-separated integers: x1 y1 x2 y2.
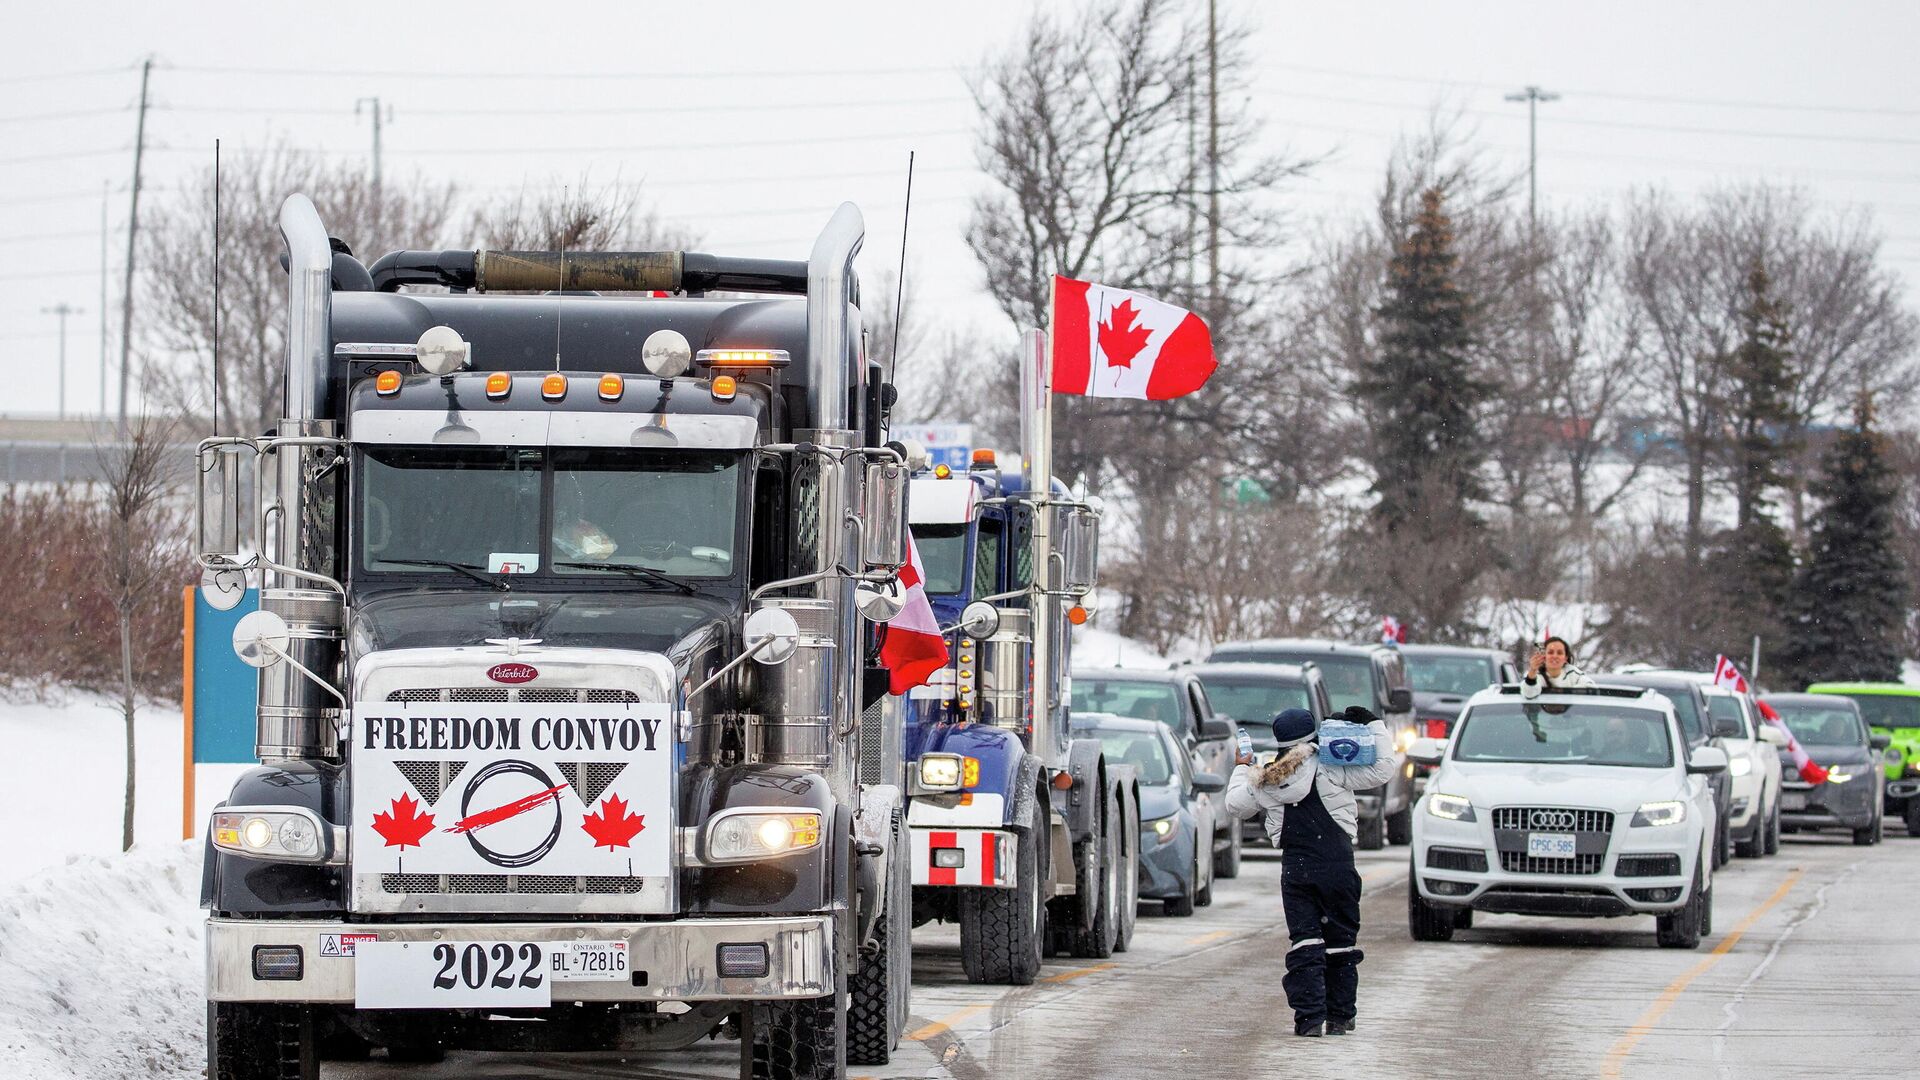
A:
1718 261 1798 528
1780 398 1909 685
1351 186 1494 636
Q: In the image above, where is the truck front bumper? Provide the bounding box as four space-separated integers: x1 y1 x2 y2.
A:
909 826 1016 887
206 915 833 1004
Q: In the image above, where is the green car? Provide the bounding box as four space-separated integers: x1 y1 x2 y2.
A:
1807 683 1920 833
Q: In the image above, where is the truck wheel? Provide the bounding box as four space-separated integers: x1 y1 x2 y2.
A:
958 801 1045 985
1386 804 1414 846
1357 809 1386 851
847 822 908 1064
1656 868 1706 949
1069 786 1121 958
1216 824 1243 879
1114 787 1139 953
1406 857 1455 942
208 1002 318 1080
749 991 844 1080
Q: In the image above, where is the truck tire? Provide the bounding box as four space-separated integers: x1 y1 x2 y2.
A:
749 991 845 1080
958 801 1045 985
208 1002 318 1080
1407 858 1455 943
1215 824 1243 879
1357 808 1386 851
1114 786 1139 953
1386 804 1414 846
847 817 909 1065
1068 786 1121 958
1656 868 1706 949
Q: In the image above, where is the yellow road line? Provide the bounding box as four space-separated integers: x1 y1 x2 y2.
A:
1599 869 1803 1080
905 1004 989 1042
1039 961 1117 984
1185 929 1234 946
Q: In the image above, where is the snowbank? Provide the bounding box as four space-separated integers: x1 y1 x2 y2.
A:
0 841 203 1080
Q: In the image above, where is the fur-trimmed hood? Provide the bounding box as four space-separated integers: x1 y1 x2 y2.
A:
1258 744 1316 787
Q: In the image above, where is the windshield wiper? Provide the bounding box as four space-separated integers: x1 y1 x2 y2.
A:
554 561 696 595
378 558 510 591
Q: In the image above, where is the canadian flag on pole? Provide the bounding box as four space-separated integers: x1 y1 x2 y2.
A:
879 535 950 695
1714 654 1828 784
1050 275 1216 399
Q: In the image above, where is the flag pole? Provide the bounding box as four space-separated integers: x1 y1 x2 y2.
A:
1025 280 1057 753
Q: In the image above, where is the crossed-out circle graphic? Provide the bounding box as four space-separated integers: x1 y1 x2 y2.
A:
457 759 566 868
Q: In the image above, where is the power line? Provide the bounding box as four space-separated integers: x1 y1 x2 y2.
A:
155 95 971 119
165 61 943 82
1 147 132 166
151 127 972 159
0 64 134 87
0 105 132 126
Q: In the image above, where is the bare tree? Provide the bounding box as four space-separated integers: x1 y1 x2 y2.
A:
470 177 696 253
142 141 459 436
95 415 187 851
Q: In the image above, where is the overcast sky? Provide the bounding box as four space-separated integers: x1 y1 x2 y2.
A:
4 0 1917 419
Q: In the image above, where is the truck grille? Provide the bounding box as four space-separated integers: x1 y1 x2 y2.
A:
1491 807 1615 833
388 688 641 704
858 699 884 785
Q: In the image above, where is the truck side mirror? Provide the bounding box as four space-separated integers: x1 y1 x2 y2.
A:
232 609 291 669
958 600 1000 640
197 441 254 569
1062 506 1099 594
862 459 908 572
744 607 801 665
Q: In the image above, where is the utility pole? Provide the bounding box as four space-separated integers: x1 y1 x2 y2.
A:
355 97 389 194
98 180 109 417
42 303 83 420
1206 0 1220 315
118 57 153 426
1504 85 1560 231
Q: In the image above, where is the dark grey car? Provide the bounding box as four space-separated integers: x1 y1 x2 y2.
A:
1187 662 1333 847
1070 713 1226 916
1761 693 1890 845
1204 638 1417 850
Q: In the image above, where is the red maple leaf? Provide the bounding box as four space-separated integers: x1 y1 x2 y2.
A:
1097 298 1154 370
581 794 646 850
372 793 435 849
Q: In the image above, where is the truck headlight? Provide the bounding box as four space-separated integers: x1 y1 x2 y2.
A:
1426 793 1476 822
1729 756 1752 777
211 808 333 864
916 754 979 792
706 809 823 863
1631 801 1687 827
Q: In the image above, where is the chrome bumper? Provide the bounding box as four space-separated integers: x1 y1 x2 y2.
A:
206 915 833 1004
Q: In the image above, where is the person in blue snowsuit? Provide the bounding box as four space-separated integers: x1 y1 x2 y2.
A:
1224 706 1396 1037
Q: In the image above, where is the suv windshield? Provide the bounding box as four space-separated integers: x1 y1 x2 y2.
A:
1453 702 1674 768
1843 695 1920 730
1094 729 1174 786
1197 677 1310 745
1770 703 1867 746
360 446 745 581
1233 653 1375 713
1405 655 1497 696
1076 679 1184 730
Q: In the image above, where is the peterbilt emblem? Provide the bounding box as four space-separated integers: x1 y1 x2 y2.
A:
487 663 538 684
1529 809 1577 829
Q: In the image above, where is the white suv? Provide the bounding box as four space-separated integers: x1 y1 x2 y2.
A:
1701 685 1786 858
1407 684 1727 949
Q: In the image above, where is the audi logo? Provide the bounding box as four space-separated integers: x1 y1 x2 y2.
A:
1529 810 1577 829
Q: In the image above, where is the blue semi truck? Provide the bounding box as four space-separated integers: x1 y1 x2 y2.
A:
897 332 1140 983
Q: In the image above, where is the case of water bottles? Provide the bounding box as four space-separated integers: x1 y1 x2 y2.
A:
1317 719 1378 766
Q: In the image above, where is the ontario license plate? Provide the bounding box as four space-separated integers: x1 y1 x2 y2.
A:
354 941 552 1009
550 940 629 982
1526 832 1577 858
1782 791 1807 812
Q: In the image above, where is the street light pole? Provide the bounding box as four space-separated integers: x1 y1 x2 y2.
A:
1504 85 1560 229
42 303 83 420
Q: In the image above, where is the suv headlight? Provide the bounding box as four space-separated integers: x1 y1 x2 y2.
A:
706 809 823 863
1426 793 1476 822
1825 765 1855 784
1729 756 1752 777
211 807 335 863
1630 801 1687 827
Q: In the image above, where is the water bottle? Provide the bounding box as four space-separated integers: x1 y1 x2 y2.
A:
1317 719 1378 766
1235 725 1254 762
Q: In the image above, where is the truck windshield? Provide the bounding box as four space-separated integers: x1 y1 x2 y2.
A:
913 524 970 596
359 446 744 581
1453 702 1674 768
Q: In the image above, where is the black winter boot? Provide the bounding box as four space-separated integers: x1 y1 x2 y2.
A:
1294 1021 1323 1037
1325 1019 1354 1036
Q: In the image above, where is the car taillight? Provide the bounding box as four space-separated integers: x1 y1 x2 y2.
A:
1421 717 1450 739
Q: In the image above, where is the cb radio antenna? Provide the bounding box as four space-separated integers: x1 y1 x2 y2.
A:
890 150 915 379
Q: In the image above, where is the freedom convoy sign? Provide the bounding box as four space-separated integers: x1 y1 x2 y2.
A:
349 702 675 887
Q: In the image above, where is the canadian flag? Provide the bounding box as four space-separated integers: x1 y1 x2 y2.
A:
1380 616 1406 644
1050 275 1216 399
1714 655 1828 784
879 535 950 694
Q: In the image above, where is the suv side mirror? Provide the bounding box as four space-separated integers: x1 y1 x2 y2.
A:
1687 745 1729 774
1407 737 1447 766
1757 725 1789 748
861 459 908 572
1199 716 1235 742
1387 688 1413 713
1712 712 1744 739
1870 732 1893 751
1191 770 1227 794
